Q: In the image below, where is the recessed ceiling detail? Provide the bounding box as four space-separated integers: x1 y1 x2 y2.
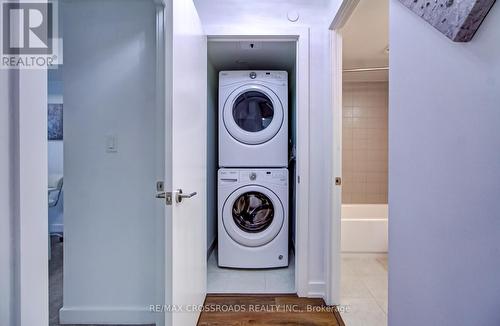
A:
208 41 296 71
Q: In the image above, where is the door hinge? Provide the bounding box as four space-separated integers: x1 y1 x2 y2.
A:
297 175 300 184
335 177 342 186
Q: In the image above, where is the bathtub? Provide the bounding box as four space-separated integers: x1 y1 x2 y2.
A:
341 204 388 253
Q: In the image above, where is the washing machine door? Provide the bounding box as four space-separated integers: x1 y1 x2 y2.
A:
222 185 284 247
223 84 284 145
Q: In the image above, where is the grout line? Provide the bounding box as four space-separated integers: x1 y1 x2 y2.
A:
363 278 387 316
340 254 388 324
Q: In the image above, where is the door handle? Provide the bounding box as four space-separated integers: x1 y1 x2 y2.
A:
176 189 197 203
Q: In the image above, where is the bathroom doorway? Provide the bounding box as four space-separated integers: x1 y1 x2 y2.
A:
330 0 389 324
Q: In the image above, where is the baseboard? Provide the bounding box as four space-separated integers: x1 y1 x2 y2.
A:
59 305 157 325
49 223 63 234
307 281 326 298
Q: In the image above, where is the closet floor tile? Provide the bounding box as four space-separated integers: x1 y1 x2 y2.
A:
207 249 295 294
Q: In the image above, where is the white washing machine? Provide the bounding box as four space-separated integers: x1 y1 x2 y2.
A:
219 71 288 168
218 168 288 268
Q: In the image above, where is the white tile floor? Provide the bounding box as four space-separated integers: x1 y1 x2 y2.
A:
207 249 295 294
340 253 388 326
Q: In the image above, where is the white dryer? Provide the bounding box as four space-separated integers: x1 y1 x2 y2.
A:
219 71 288 168
218 168 288 268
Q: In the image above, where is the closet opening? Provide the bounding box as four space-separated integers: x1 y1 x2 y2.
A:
206 39 298 294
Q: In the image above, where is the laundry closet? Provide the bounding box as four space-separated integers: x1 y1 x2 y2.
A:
206 40 298 293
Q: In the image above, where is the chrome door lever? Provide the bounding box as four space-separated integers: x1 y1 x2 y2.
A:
176 189 197 203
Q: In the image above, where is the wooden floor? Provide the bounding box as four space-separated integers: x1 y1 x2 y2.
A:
198 295 345 326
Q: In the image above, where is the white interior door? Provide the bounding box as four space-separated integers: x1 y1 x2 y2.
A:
165 1 207 325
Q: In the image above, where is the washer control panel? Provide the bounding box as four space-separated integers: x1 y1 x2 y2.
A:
240 170 287 185
219 170 239 184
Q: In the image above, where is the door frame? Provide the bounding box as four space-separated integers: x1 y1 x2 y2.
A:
326 0 360 305
17 67 49 326
205 25 310 297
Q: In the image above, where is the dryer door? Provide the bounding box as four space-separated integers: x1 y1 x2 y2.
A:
222 185 285 247
223 84 284 145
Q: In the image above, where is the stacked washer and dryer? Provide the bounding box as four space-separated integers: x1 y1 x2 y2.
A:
218 71 289 269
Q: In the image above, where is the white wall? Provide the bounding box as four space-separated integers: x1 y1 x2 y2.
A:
48 78 63 104
48 69 64 177
194 0 335 296
48 69 64 233
48 141 64 233
389 1 500 325
61 0 162 323
0 69 14 326
48 141 63 176
3 66 49 326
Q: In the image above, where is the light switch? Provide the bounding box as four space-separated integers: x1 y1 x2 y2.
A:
106 135 117 153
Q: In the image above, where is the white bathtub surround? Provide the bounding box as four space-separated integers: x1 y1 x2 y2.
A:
341 204 388 253
340 253 388 326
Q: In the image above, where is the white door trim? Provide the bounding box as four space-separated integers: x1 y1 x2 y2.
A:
18 68 49 326
206 25 311 297
326 0 360 305
329 0 360 30
169 0 207 324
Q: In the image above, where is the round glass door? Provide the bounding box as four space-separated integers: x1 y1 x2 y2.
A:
223 84 284 145
232 91 274 133
222 185 284 247
232 191 274 233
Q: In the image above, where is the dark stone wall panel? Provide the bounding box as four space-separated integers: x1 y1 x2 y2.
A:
398 0 496 42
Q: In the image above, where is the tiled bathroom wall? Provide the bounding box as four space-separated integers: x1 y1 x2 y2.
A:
342 82 388 204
